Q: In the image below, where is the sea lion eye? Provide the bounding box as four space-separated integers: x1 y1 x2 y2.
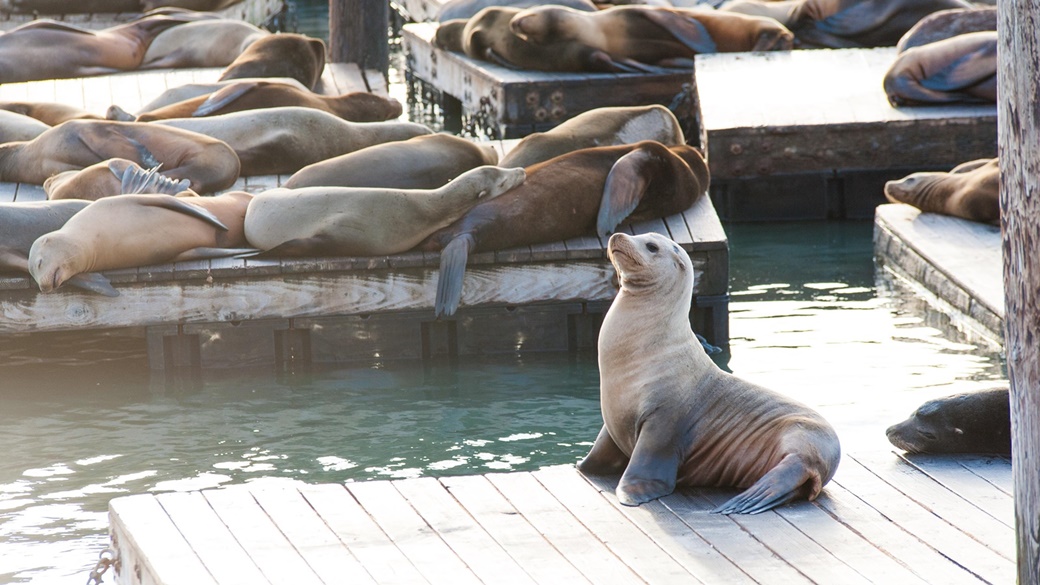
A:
646 242 659 253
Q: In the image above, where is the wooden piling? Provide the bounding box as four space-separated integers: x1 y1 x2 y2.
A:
329 0 389 75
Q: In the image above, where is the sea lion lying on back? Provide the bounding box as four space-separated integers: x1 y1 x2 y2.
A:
884 157 998 224
883 31 996 106
895 6 996 52
219 33 327 90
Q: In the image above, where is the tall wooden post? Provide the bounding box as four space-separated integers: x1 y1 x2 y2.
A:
329 0 389 75
997 0 1040 581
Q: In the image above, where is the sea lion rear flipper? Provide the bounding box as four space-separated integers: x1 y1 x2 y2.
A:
597 148 656 237
192 82 261 117
170 247 260 262
67 272 119 297
616 428 680 506
639 10 718 54
577 425 630 476
139 196 229 231
434 233 475 318
112 161 190 195
713 452 818 514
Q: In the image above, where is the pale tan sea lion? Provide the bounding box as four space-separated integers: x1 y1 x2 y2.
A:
44 158 191 201
0 102 101 126
883 31 996 106
283 133 498 190
219 33 327 90
154 107 433 176
498 104 685 169
243 165 526 257
579 231 841 513
0 0 141 14
0 110 50 143
884 157 998 223
141 19 268 69
895 6 996 52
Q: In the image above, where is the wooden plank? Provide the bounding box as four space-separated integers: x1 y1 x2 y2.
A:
202 486 325 585
486 472 645 584
897 453 1014 526
346 480 483 585
392 477 536 584
0 183 18 204
13 183 45 203
297 484 429 585
958 455 1013 496
155 491 272 585
439 475 592 585
629 218 670 238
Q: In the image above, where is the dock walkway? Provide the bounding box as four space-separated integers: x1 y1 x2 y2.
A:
108 452 1015 584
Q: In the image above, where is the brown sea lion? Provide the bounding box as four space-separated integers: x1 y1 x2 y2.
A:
283 133 499 190
437 0 596 22
581 231 841 513
417 140 710 316
244 166 526 257
219 33 327 90
883 157 998 223
133 80 403 123
787 0 972 48
0 102 101 126
498 104 685 169
886 387 1011 455
895 6 996 52
28 191 254 296
141 19 268 69
0 110 50 143
883 31 997 106
154 107 433 176
141 0 240 9
117 78 309 118
0 0 141 13
0 14 195 84
0 120 240 193
44 158 191 201
0 199 90 286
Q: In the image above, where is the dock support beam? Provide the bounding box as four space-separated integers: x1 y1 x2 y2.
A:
329 0 389 75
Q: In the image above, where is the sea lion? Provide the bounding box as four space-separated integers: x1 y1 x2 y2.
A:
140 19 268 69
0 0 141 13
0 14 195 84
28 191 254 296
887 387 1010 455
154 107 432 176
0 102 101 126
219 33 327 91
116 78 310 117
132 81 403 123
141 0 240 9
895 6 996 52
0 119 240 193
44 158 191 201
244 165 526 257
417 141 710 316
883 31 997 106
0 199 90 286
883 157 998 223
437 0 597 22
580 231 841 513
0 110 50 143
283 133 499 190
498 104 685 169
790 0 972 48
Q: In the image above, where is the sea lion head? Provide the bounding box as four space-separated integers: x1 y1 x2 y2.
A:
433 19 468 52
886 389 1010 454
509 5 577 44
28 232 83 293
607 232 693 301
884 172 940 205
449 165 526 200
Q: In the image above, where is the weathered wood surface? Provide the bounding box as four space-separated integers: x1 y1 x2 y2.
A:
392 0 447 22
330 0 389 73
109 453 1014 585
0 0 284 29
873 203 1003 343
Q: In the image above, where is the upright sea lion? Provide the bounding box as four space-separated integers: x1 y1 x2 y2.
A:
29 191 254 296
219 33 327 90
883 157 998 223
0 120 240 193
498 104 685 169
0 199 90 285
44 158 191 201
0 102 101 126
133 81 403 123
437 0 597 22
887 387 1010 455
284 133 499 190
141 19 268 69
581 231 841 513
0 110 50 143
154 107 432 176
895 6 996 52
244 166 526 257
883 31 997 106
417 141 710 316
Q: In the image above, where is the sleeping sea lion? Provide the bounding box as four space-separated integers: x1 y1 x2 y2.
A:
154 107 432 176
28 191 254 296
886 387 1010 455
116 78 310 117
44 158 191 201
244 166 527 257
788 0 972 48
0 0 141 13
133 80 403 123
0 102 101 126
0 199 90 285
0 120 240 193
581 231 841 513
141 19 268 69
884 157 998 223
219 33 327 90
417 141 710 316
883 31 997 106
498 104 685 169
284 133 499 190
0 110 51 144
895 6 996 52
437 0 597 22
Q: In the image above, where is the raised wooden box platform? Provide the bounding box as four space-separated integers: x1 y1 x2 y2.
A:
873 203 1002 344
402 22 696 140
0 0 285 29
695 48 997 221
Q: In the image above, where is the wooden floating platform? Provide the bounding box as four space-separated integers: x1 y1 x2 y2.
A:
873 203 1003 344
402 22 695 140
695 48 997 221
0 68 729 369
108 452 1015 584
0 0 285 29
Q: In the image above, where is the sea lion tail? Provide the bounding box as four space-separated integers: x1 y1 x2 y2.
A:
435 233 475 318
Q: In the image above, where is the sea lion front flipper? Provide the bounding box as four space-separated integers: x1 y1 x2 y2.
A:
639 10 718 54
138 196 229 231
66 272 119 297
435 233 476 318
0 249 29 273
597 148 655 237
950 158 993 174
484 48 523 70
577 425 630 476
713 452 818 514
616 427 680 506
192 81 261 117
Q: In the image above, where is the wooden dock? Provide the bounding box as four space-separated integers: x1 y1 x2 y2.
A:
874 203 1003 344
695 48 997 221
108 452 1015 584
0 0 284 29
0 68 729 368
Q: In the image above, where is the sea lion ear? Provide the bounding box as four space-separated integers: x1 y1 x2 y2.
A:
477 189 489 198
953 428 964 435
